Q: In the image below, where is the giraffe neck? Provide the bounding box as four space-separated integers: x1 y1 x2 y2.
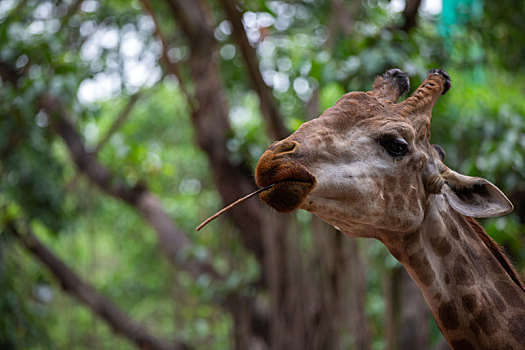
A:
389 194 525 350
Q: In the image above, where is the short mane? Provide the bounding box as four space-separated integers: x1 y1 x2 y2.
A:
465 216 525 292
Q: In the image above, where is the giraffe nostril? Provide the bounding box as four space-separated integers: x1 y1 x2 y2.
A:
274 141 298 155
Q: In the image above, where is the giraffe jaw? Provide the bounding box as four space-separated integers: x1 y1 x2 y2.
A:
258 179 316 213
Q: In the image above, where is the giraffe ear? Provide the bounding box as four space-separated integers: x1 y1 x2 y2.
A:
441 170 514 218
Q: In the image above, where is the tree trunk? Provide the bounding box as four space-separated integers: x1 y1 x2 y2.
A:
385 266 436 350
261 213 371 349
345 238 371 350
398 268 429 349
163 1 375 348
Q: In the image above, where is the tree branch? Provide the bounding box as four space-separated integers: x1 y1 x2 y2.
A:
67 92 141 191
9 222 184 350
59 0 84 30
0 61 23 86
0 110 24 170
160 2 273 345
164 0 266 265
36 93 273 344
94 92 141 154
139 0 194 108
38 94 222 282
325 0 360 48
217 0 289 140
2 43 270 341
400 0 422 32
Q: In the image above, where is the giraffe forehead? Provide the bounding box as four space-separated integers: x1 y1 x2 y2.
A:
294 113 417 145
336 92 437 137
320 94 422 134
323 92 387 122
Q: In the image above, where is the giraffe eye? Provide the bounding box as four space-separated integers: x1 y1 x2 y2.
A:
380 137 409 157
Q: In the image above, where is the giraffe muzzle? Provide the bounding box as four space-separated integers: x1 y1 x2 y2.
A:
255 148 316 212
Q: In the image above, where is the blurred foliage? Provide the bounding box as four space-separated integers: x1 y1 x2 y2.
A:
0 0 524 348
0 234 52 349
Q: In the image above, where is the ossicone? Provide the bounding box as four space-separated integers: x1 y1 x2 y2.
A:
394 68 452 134
428 68 451 95
370 68 410 103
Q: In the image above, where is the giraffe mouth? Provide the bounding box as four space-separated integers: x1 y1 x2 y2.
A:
258 179 316 213
255 165 316 213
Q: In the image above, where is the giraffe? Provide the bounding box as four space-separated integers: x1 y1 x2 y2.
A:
255 69 525 349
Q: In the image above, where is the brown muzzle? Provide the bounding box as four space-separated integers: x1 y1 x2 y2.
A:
255 140 316 212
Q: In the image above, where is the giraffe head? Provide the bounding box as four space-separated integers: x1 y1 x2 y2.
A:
255 69 513 237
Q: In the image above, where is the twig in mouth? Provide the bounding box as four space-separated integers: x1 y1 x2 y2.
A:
196 184 275 231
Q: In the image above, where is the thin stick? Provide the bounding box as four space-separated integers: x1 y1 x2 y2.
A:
196 184 275 231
